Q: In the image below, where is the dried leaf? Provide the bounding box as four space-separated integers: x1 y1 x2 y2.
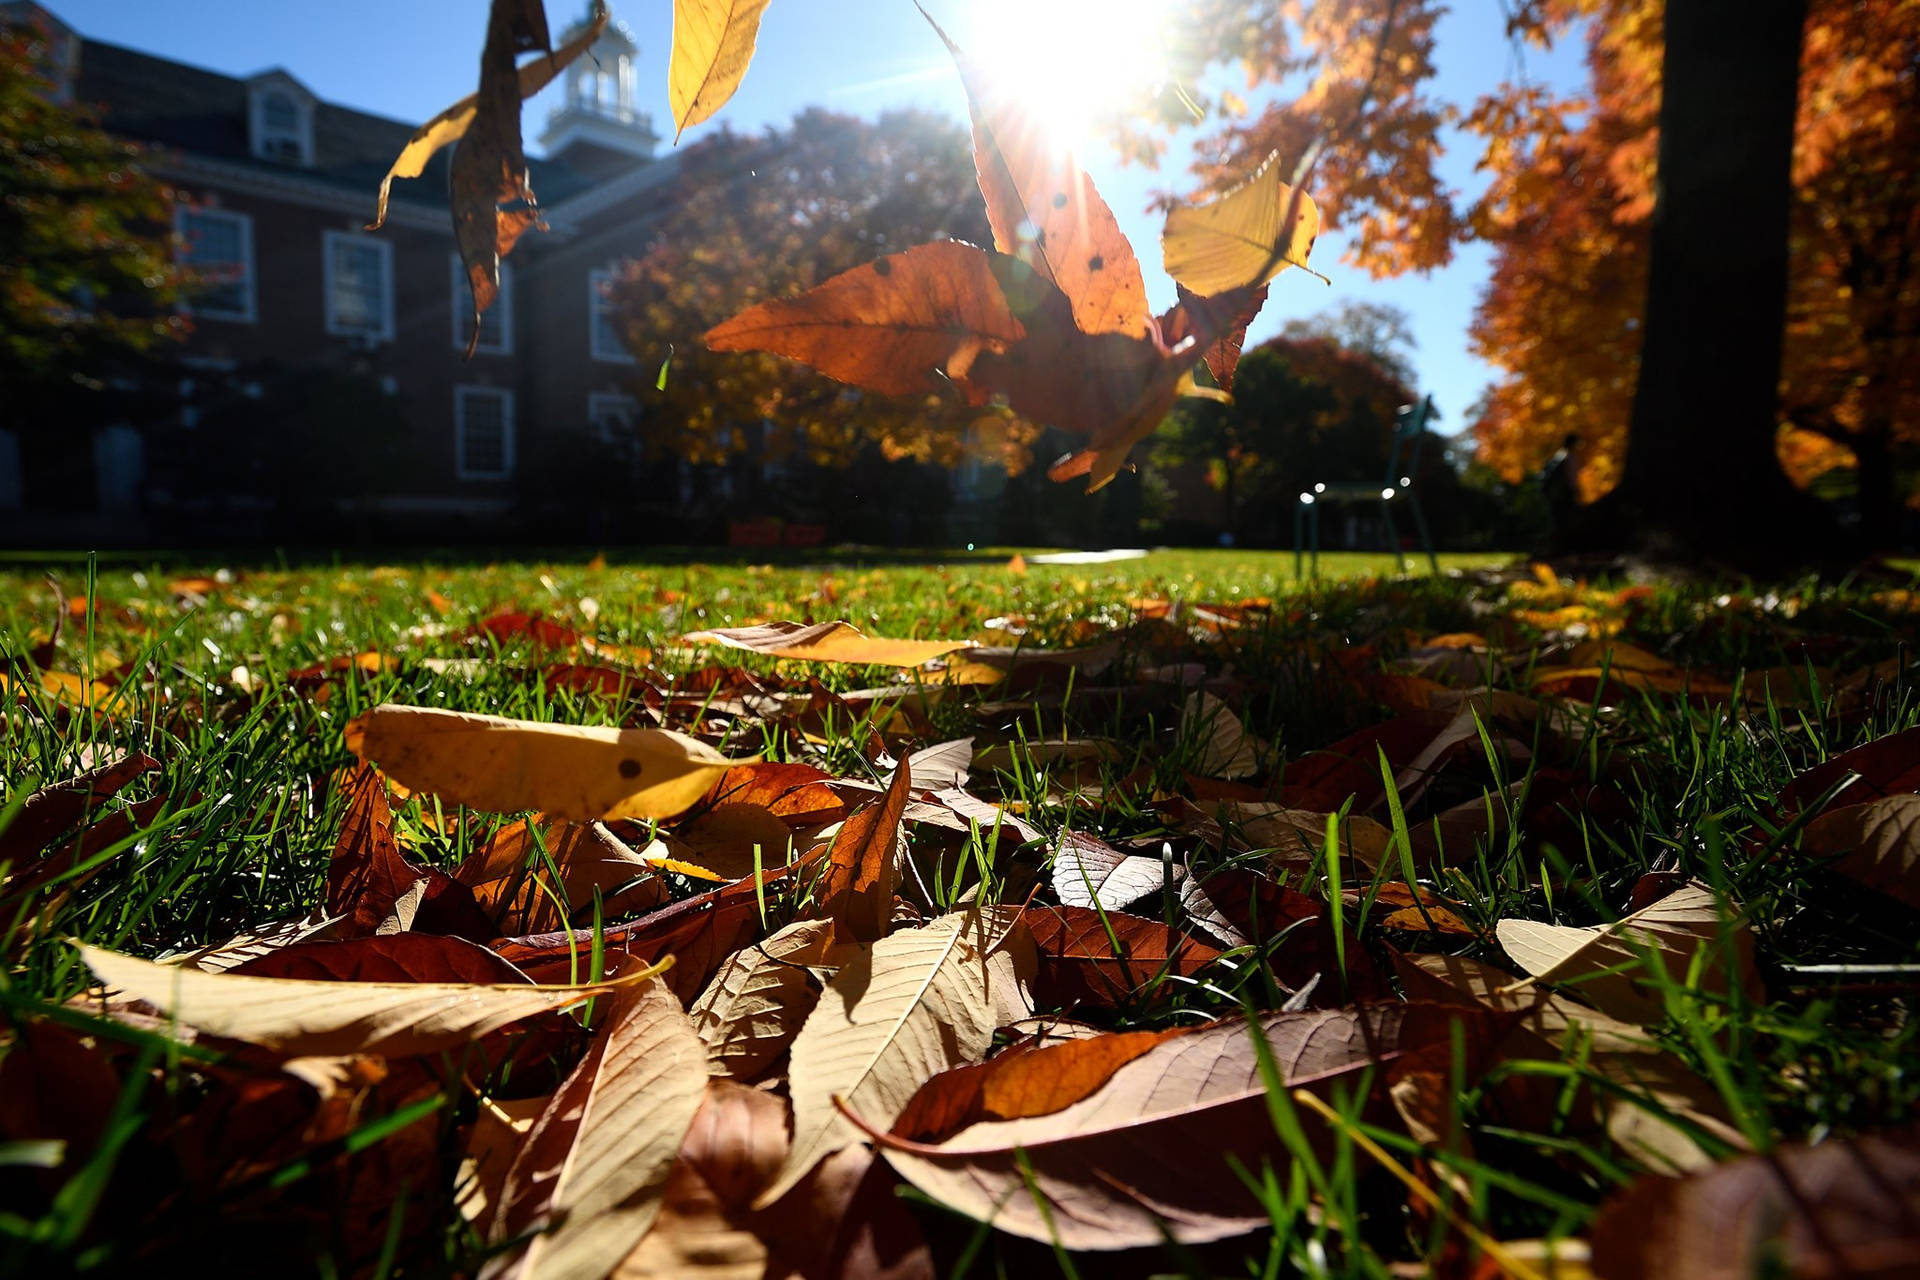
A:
1589 1128 1920 1279
704 243 1028 398
873 1004 1499 1249
490 971 709 1280
1050 832 1183 912
756 1145 934 1280
1182 690 1266 780
689 918 851 1079
1161 153 1323 296
665 803 802 882
228 932 530 985
669 0 774 141
756 912 1003 1208
1802 793 1920 910
329 764 495 940
814 756 912 944
0 750 158 867
1022 904 1221 1008
454 817 666 933
682 618 976 667
346 704 752 822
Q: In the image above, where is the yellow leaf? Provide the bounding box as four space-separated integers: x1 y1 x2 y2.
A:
1161 153 1324 296
345 704 753 822
669 0 774 142
681 619 973 667
78 943 651 1058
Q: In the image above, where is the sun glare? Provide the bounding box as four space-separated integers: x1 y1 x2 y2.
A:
960 0 1175 148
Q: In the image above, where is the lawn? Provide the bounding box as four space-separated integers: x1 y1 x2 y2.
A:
1 548 1916 1277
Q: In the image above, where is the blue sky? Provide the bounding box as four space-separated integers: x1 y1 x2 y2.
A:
50 0 1588 434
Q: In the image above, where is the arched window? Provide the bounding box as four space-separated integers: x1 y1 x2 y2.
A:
249 78 313 164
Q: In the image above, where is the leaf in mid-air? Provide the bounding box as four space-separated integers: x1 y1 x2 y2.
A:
1161 153 1325 297
669 0 775 141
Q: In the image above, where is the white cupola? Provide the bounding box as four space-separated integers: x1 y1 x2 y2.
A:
539 8 657 171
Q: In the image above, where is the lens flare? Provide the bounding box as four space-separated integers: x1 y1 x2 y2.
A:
960 0 1174 149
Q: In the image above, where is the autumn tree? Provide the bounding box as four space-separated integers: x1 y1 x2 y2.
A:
1155 326 1418 543
1144 0 1852 562
0 18 180 435
607 108 1039 472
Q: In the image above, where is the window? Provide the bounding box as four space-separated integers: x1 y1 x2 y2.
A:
451 255 512 355
324 231 394 341
588 268 634 364
174 207 256 322
589 392 639 441
248 80 313 164
455 386 515 479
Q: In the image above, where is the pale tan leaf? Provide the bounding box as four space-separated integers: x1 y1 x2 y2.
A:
1162 153 1324 296
491 973 710 1280
345 704 753 822
689 918 853 1079
1182 690 1265 780
78 943 640 1058
682 618 975 667
755 912 1002 1208
1494 880 1761 1025
1050 832 1182 911
1803 793 1920 910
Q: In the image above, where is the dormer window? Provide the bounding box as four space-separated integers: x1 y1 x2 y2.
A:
246 73 315 166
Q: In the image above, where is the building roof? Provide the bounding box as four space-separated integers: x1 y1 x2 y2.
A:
71 36 610 214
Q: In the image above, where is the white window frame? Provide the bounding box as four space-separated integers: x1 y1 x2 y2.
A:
248 82 314 166
323 230 395 342
588 268 635 364
588 391 639 441
173 206 257 323
450 255 513 355
454 385 516 480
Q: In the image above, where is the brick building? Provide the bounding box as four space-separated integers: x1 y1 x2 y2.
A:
0 2 702 544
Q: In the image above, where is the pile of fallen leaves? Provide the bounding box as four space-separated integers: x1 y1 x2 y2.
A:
2 557 1918 1276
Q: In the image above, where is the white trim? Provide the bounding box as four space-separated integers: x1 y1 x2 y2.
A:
454 385 516 480
588 267 635 364
322 230 395 342
450 254 513 355
154 153 448 232
544 153 680 235
173 205 257 323
246 72 316 167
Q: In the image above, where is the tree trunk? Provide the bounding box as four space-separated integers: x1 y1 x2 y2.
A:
1603 0 1824 566
1853 423 1897 551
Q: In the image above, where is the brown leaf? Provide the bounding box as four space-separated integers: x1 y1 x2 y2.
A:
1182 690 1267 780
1589 1128 1920 1280
923 7 1149 338
79 942 641 1058
615 1082 784 1278
704 242 1029 398
328 764 496 941
1161 283 1268 391
228 932 530 984
756 911 1005 1209
707 760 848 826
489 970 710 1280
345 704 752 823
1021 903 1221 1008
814 754 912 944
0 750 159 867
665 802 804 883
453 816 666 934
757 1146 934 1280
1180 868 1390 1003
1779 725 1920 820
871 1003 1503 1249
1803 793 1920 909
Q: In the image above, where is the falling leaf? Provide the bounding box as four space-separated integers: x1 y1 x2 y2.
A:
756 912 1005 1209
705 243 1028 398
1161 153 1324 297
870 1004 1500 1249
669 0 774 141
689 918 852 1080
814 755 911 943
1495 881 1762 1025
1803 793 1920 909
345 704 752 822
367 5 604 235
490 970 710 1280
77 943 645 1058
921 8 1150 338
1588 1128 1920 1279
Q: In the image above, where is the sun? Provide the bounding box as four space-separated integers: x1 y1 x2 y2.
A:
958 0 1176 148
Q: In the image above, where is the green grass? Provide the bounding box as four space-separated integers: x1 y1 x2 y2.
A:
1 548 1915 1276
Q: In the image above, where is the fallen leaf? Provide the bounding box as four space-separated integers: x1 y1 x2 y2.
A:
1021 903 1221 1008
870 1003 1501 1249
346 704 752 822
669 0 774 141
329 765 495 940
228 932 530 984
1161 152 1323 296
756 911 1004 1208
78 942 645 1058
0 750 159 866
1589 1128 1920 1279
1050 831 1183 912
1183 690 1266 780
682 618 976 668
665 803 803 882
706 760 848 826
1802 793 1920 909
689 918 851 1080
454 817 666 933
814 755 912 944
756 1145 934 1280
489 970 709 1280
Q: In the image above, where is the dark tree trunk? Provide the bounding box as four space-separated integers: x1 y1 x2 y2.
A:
1853 424 1897 551
1599 0 1827 567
